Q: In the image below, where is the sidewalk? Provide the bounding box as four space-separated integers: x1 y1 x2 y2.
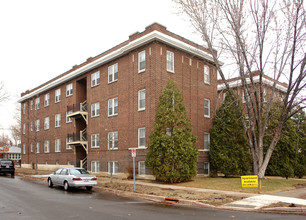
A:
30 174 306 214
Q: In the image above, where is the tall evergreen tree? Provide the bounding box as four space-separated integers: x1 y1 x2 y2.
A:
145 79 198 183
210 93 251 177
265 104 305 179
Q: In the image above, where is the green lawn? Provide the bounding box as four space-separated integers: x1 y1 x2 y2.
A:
174 176 306 194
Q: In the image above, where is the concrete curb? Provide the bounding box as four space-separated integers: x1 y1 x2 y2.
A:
16 173 306 215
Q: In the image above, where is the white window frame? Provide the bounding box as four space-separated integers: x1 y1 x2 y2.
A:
35 97 40 110
204 65 210 84
66 110 72 123
138 161 146 176
91 134 100 148
108 63 118 83
66 83 73 97
138 51 146 73
138 89 146 111
44 93 50 106
36 142 40 154
204 133 210 151
138 127 146 148
55 114 61 128
44 140 50 153
66 137 73 149
91 161 100 173
55 89 61 103
35 120 40 132
204 99 210 118
23 123 26 134
108 161 118 175
23 144 26 154
166 51 174 72
91 102 100 117
108 98 118 117
108 131 118 150
91 71 100 87
44 117 50 130
204 162 210 175
55 139 61 152
30 121 33 132
30 143 33 152
30 100 33 110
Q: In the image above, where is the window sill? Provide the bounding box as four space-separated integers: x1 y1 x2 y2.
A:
108 79 118 84
198 149 210 152
66 94 73 98
108 114 118 118
167 70 175 74
138 108 145 112
138 69 146 74
204 115 210 118
91 115 100 118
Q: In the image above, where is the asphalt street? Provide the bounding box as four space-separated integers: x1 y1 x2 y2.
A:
0 175 304 220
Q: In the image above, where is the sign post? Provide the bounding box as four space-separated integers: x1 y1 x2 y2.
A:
131 149 136 192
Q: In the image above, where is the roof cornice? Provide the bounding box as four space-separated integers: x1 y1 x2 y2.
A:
18 30 220 103
217 75 288 93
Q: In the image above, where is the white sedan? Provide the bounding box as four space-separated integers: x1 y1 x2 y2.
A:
47 168 97 191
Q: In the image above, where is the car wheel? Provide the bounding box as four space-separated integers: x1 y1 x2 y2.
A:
64 181 69 191
11 172 15 177
48 178 53 188
86 186 92 191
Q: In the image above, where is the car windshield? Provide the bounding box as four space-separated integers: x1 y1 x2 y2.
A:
69 169 89 175
1 160 13 165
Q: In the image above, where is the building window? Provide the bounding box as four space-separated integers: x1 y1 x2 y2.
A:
91 102 100 117
138 127 146 148
91 161 100 173
204 162 210 175
204 133 210 151
44 117 49 130
55 89 61 103
108 161 118 175
91 134 100 148
35 120 40 131
166 51 174 72
204 99 210 118
108 98 118 116
204 65 210 84
108 131 118 150
138 51 146 72
108 63 118 83
30 100 33 110
23 123 26 134
44 93 50 106
66 110 72 123
35 97 40 110
44 140 50 153
138 161 146 176
55 114 61 128
30 121 33 131
30 143 33 152
138 89 146 111
91 71 100 87
36 142 40 154
66 137 73 149
66 83 73 97
23 144 26 154
55 139 61 152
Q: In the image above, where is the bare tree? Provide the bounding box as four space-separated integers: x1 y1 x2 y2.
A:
10 105 22 145
0 81 8 104
175 0 305 178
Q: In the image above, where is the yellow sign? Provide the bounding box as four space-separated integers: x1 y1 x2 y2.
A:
241 175 258 188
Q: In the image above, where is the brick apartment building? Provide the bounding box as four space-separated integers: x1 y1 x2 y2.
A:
19 23 218 177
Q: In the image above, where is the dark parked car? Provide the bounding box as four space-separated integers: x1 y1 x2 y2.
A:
0 159 15 176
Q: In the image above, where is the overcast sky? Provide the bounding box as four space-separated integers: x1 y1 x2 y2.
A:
0 0 205 139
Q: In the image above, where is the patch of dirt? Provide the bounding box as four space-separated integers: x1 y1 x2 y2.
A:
264 202 306 209
101 181 246 206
